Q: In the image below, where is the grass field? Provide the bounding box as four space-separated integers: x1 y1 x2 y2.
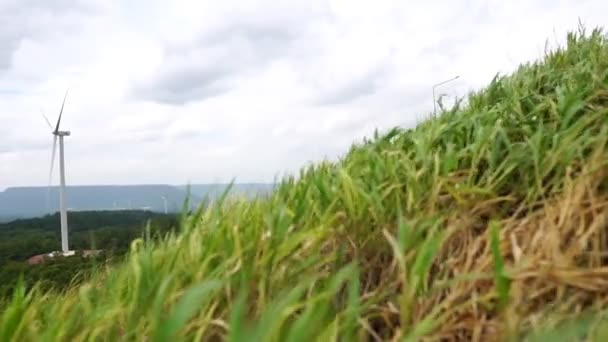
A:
1 27 608 341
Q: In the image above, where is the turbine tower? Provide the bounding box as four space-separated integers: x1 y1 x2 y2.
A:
42 90 73 256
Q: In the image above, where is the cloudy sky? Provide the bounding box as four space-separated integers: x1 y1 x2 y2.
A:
0 0 606 189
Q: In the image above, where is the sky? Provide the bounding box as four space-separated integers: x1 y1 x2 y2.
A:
0 0 606 190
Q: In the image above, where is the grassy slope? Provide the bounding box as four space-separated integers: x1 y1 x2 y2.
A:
2 27 608 341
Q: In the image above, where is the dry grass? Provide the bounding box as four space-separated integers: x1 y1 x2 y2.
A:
411 159 608 340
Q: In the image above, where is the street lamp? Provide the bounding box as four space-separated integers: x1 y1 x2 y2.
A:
433 75 460 117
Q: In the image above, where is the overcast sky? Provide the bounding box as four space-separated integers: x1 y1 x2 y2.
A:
0 0 606 189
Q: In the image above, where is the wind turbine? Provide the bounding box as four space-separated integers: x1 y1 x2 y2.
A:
41 90 73 256
161 195 168 214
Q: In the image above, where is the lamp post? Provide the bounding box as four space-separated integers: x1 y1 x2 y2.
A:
433 75 460 117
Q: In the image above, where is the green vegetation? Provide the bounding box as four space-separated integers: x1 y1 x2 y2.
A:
0 211 178 301
1 27 608 340
0 210 176 259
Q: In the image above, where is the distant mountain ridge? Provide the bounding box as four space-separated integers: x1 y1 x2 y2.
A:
0 183 275 221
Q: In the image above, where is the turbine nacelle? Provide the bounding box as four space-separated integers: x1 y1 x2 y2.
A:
54 131 71 137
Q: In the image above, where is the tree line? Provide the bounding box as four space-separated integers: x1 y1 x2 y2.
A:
0 210 178 300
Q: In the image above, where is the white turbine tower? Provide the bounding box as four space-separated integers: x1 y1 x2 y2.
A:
42 90 73 256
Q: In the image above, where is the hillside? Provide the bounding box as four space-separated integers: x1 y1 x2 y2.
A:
1 28 608 340
0 183 274 220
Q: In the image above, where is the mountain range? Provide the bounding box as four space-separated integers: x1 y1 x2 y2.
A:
0 184 275 222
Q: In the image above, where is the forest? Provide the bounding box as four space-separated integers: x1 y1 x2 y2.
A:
0 210 178 300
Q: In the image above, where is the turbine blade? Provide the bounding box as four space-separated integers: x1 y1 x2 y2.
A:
47 135 58 214
54 89 69 133
40 110 53 130
49 135 58 188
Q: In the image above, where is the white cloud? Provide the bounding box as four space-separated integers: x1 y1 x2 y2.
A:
1 0 606 189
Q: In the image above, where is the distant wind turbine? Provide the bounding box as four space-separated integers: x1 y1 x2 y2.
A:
161 195 168 214
41 90 73 256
